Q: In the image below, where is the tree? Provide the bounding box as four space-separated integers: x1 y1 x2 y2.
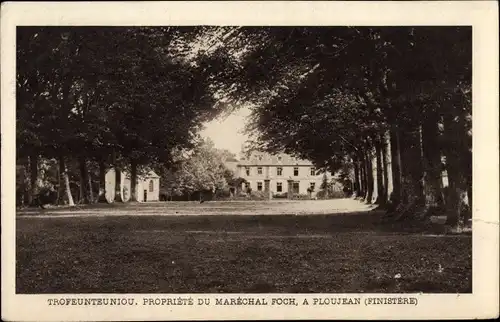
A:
216 26 472 226
159 138 237 200
319 173 330 199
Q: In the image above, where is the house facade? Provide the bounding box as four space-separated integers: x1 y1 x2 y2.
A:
235 151 336 198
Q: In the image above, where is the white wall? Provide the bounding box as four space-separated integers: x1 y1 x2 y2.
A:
104 169 160 202
240 165 323 180
239 165 334 196
136 177 160 202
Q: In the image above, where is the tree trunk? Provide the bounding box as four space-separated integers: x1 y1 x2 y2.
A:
381 132 391 205
114 166 123 202
465 158 472 224
29 154 39 206
22 158 32 206
78 156 90 204
88 170 94 203
365 151 374 204
59 156 75 206
389 124 402 206
130 160 138 202
358 158 364 199
463 148 473 226
353 159 361 197
98 161 107 202
419 109 445 219
396 124 425 220
443 111 471 227
359 160 365 198
371 147 379 204
445 161 469 227
56 161 61 205
375 140 386 206
359 157 367 199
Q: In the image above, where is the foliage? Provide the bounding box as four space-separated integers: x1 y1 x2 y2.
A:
160 138 238 198
16 27 236 205
214 26 472 224
292 194 313 200
249 191 268 200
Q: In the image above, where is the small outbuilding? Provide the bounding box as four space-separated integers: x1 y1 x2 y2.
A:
105 169 160 202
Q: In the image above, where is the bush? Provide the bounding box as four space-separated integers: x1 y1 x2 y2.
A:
214 190 270 201
330 190 346 199
292 193 312 200
215 188 231 199
250 191 268 200
273 192 288 199
316 190 328 199
35 186 58 206
316 189 346 200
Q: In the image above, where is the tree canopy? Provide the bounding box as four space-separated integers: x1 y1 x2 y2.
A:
16 26 236 204
214 26 472 225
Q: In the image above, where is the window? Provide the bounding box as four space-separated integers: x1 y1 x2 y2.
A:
278 156 282 161
277 167 283 176
245 182 250 190
294 167 299 176
257 167 263 175
276 182 283 192
310 167 316 176
245 167 250 176
149 180 154 192
310 182 316 191
257 182 263 191
292 182 300 194
258 156 262 161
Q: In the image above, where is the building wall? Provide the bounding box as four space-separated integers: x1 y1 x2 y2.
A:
239 165 326 195
136 177 160 202
236 152 335 197
106 169 160 202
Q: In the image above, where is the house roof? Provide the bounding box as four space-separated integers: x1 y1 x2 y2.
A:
144 171 160 178
237 152 313 166
114 169 160 180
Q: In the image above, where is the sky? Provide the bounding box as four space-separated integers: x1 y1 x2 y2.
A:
200 106 252 157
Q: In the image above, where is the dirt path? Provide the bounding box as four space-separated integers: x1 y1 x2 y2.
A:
17 198 376 218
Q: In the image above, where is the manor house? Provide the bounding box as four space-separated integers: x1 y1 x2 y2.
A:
232 151 336 198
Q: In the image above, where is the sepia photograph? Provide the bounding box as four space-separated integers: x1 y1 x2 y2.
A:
14 25 474 294
2 1 499 321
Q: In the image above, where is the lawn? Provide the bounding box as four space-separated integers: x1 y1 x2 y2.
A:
16 199 472 293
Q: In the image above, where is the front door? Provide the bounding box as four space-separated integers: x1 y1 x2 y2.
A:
143 189 148 202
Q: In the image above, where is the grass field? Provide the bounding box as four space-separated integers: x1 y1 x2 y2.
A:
16 199 472 293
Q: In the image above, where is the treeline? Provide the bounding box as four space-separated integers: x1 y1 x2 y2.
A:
218 27 472 227
16 27 234 206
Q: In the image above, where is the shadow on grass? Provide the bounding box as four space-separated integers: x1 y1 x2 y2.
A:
16 208 472 294
22 210 459 235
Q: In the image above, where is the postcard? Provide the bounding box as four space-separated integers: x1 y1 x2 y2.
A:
1 1 499 320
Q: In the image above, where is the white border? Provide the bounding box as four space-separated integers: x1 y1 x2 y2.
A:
1 1 499 320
